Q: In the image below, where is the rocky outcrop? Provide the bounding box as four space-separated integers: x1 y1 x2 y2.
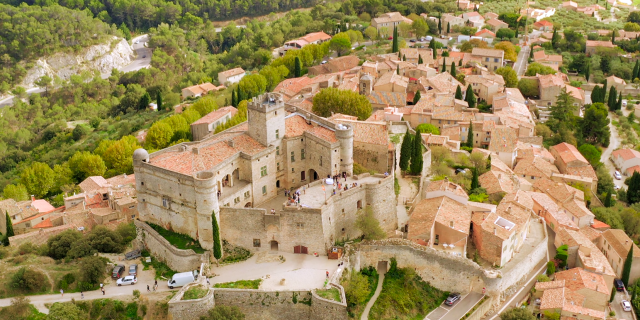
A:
21 37 134 88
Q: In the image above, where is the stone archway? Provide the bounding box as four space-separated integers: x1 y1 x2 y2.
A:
270 240 279 251
308 169 319 182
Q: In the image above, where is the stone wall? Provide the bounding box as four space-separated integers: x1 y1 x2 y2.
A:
135 220 208 272
465 297 493 320
168 280 214 320
211 288 347 320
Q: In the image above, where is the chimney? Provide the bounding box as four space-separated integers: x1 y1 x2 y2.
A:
193 147 200 155
493 227 497 235
31 195 35 202
450 221 454 228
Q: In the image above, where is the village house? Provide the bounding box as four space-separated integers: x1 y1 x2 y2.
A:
465 73 505 104
529 191 578 232
474 29 496 40
513 155 560 182
555 227 617 286
532 178 594 228
457 0 477 10
307 56 359 76
471 48 504 71
218 68 246 85
181 83 224 99
585 40 617 55
533 50 562 71
549 142 598 183
537 73 585 109
488 126 518 168
371 12 413 34
598 229 640 284
605 75 627 93
373 72 409 93
279 31 332 56
532 20 554 32
612 148 640 176
483 12 499 20
485 19 509 33
462 12 485 28
520 7 555 22
441 14 465 31
190 106 238 141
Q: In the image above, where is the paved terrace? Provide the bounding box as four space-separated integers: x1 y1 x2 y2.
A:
293 175 387 208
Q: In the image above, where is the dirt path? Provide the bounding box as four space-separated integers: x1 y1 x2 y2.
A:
360 273 385 320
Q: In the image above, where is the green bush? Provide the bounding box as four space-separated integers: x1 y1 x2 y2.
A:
147 223 205 254
182 285 209 300
10 267 47 293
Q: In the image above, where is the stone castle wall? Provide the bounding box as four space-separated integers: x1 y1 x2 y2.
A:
135 220 207 272
168 280 214 320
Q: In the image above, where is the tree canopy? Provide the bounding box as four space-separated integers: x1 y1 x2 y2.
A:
312 88 372 120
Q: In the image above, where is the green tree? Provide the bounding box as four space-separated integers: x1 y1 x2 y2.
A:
550 88 577 125
86 225 123 253
312 88 372 120
450 61 456 78
145 122 175 150
80 255 107 285
355 206 386 240
465 84 476 109
294 56 302 78
581 103 610 147
3 212 14 246
67 239 96 259
72 124 88 141
455 85 463 100
471 168 479 190
500 308 536 320
623 246 634 286
364 26 377 42
138 92 151 110
34 75 52 96
20 162 56 198
518 78 539 97
466 122 474 148
525 62 556 76
412 19 429 38
578 144 603 166
212 212 222 260
2 184 29 201
496 28 515 39
68 151 107 182
608 86 618 110
410 129 424 175
157 91 163 110
601 56 611 74
47 229 83 259
604 190 612 207
399 129 413 172
119 22 131 41
418 54 423 64
200 305 245 320
392 26 399 53
555 244 568 268
416 124 440 135
329 33 352 57
546 261 556 275
10 267 46 292
496 67 518 88
413 90 421 104
611 285 617 303
343 270 372 305
585 62 591 82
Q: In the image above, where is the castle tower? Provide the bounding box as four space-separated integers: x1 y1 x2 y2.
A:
335 124 354 176
133 149 150 220
247 92 286 147
193 171 218 252
359 74 373 96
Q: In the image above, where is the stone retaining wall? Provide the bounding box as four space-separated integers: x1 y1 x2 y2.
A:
464 297 493 320
135 220 208 272
168 279 214 320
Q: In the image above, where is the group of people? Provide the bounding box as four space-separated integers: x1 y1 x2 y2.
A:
285 188 302 206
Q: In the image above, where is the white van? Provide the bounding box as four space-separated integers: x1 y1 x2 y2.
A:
167 271 195 289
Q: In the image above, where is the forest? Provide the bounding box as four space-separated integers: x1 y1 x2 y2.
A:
0 4 120 89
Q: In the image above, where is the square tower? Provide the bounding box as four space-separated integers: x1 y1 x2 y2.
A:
247 93 286 147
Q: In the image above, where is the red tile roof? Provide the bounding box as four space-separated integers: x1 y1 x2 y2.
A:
612 148 640 161
192 106 238 125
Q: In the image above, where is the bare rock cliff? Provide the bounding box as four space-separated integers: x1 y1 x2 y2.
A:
22 37 134 88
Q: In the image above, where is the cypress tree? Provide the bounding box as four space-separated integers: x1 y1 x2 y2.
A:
629 172 640 204
618 92 623 111
418 54 423 64
447 22 450 33
466 122 474 148
399 128 413 172
585 62 590 82
237 87 244 101
413 90 422 104
486 155 492 170
438 17 442 34
471 168 479 190
294 56 302 77
623 246 634 286
139 92 151 110
3 212 13 246
604 190 612 207
410 129 424 175
392 26 399 53
212 212 222 260
397 65 400 75
455 85 463 100
608 86 617 110
231 89 237 107
403 54 406 61
465 84 476 109
633 61 639 81
529 48 534 59
450 61 456 78
398 51 402 59
612 29 616 44
157 91 163 110
458 59 462 66
441 62 446 72
610 285 616 303
433 47 437 59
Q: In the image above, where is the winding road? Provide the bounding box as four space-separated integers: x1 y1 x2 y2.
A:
0 34 152 108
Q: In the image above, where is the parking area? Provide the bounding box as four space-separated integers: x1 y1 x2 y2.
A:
611 291 635 320
425 291 485 320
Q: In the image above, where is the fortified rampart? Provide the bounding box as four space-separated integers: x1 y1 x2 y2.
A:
134 220 209 272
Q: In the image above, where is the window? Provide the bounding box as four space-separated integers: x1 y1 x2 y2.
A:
485 58 490 62
261 166 267 177
244 191 250 199
275 129 279 139
276 146 280 155
292 168 295 173
301 149 305 159
234 197 240 204
494 58 499 62
319 156 323 166
162 197 169 208
262 186 267 195
296 222 304 229
291 151 295 162
253 239 261 247
277 162 281 171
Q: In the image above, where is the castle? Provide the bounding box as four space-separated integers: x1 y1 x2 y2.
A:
133 93 397 255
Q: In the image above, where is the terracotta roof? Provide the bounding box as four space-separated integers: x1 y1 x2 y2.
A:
32 218 53 229
334 120 389 146
432 106 475 122
535 280 565 291
586 40 615 48
490 156 514 174
478 171 516 194
299 31 332 43
502 190 534 210
551 143 589 166
485 19 508 27
557 228 616 277
556 268 609 295
602 229 640 258
367 91 407 107
627 165 640 175
0 199 22 218
612 148 640 161
273 77 313 99
192 106 238 125
409 196 472 240
218 67 245 78
528 191 578 230
474 29 496 37
425 180 469 199
31 199 56 213
375 72 409 89
488 126 518 153
471 48 504 58
514 156 560 178
79 176 110 193
579 226 601 242
285 115 338 143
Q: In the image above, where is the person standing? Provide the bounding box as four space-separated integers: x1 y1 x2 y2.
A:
101 287 105 295
147 285 150 292
60 289 63 297
326 271 329 278
81 291 84 299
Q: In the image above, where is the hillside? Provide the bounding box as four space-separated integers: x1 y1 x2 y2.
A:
0 3 121 91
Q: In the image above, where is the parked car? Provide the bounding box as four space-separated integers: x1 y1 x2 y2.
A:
129 264 138 276
388 36 393 40
425 36 433 41
622 300 632 311
321 60 327 64
615 279 625 291
112 265 125 279
167 271 196 289
444 293 461 306
614 171 622 180
455 168 467 175
142 55 146 58
117 276 137 286
409 39 416 42
615 185 621 190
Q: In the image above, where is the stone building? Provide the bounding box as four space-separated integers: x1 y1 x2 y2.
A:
133 93 396 254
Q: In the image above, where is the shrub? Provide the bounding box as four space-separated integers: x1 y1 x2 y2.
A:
86 226 123 253
133 289 141 299
182 285 209 300
80 256 107 285
10 267 47 292
67 239 96 259
200 305 245 320
116 223 137 246
16 242 38 256
47 229 83 260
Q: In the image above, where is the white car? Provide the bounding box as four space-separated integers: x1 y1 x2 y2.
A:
614 171 622 180
615 185 621 190
622 300 632 312
117 276 137 286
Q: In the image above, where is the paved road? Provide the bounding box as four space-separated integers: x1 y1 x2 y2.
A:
601 110 626 191
514 45 529 76
612 290 634 320
425 292 485 320
0 34 152 108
